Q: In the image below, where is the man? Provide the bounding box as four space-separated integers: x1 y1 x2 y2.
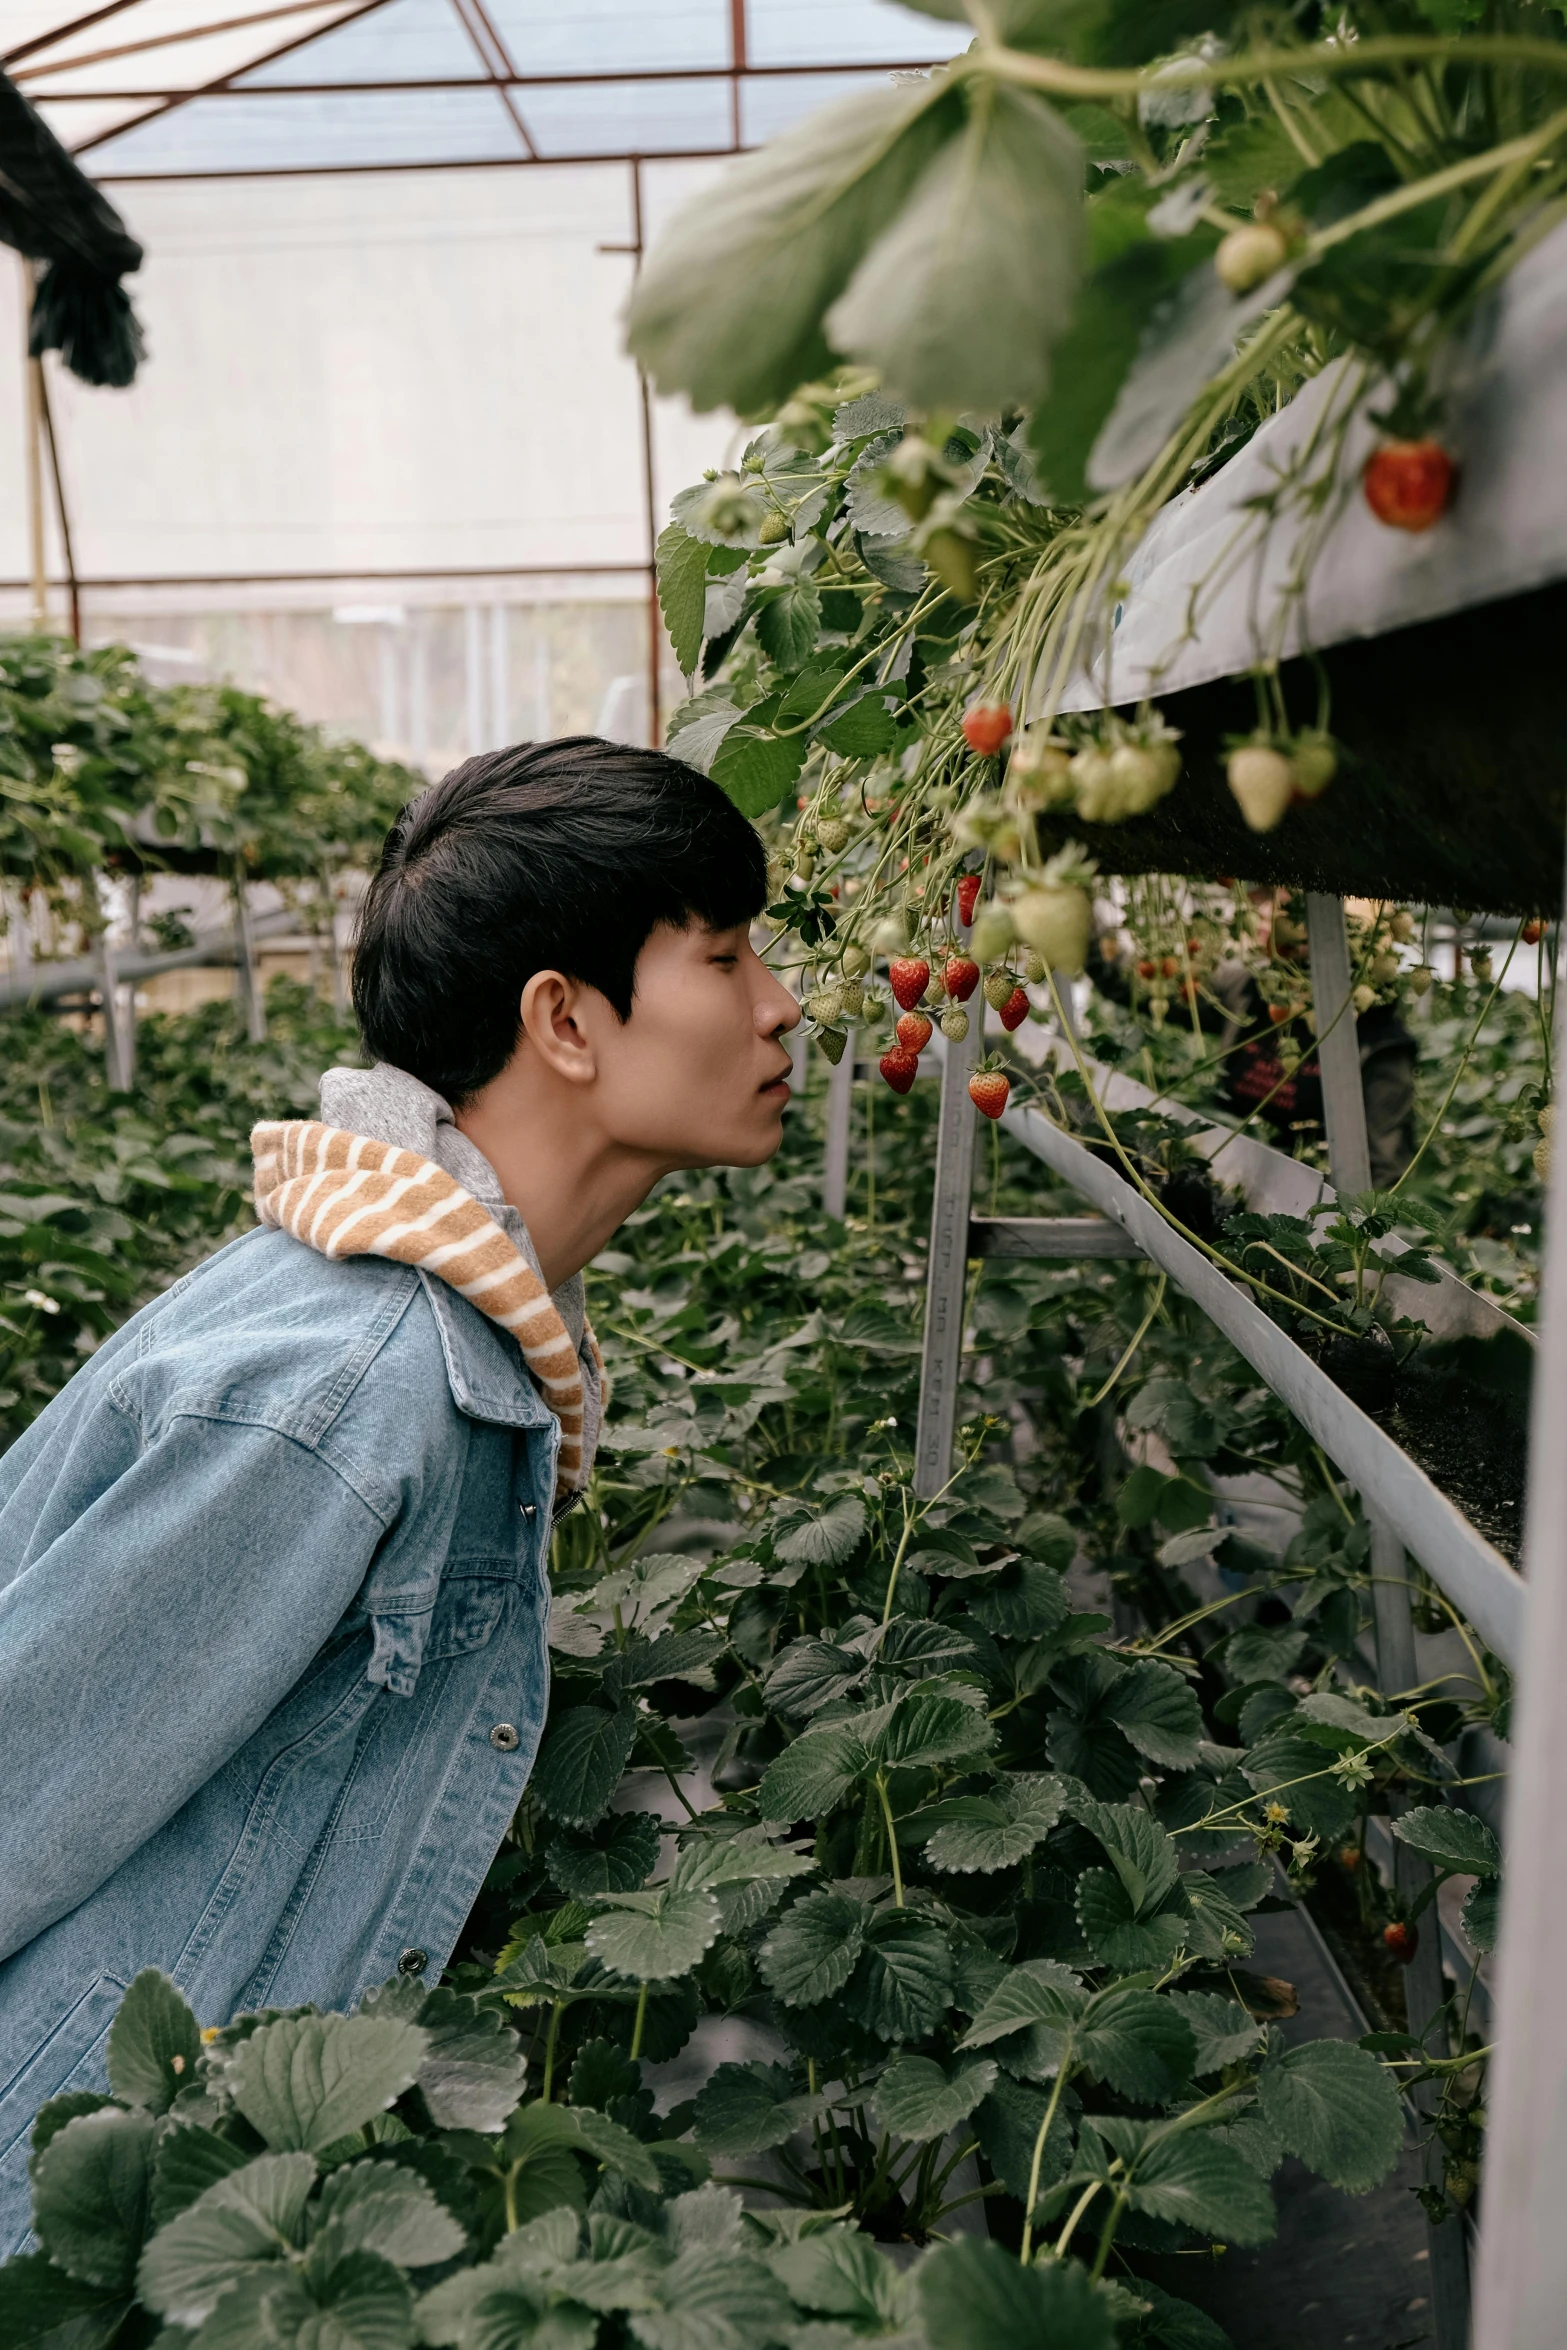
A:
0 736 797 2245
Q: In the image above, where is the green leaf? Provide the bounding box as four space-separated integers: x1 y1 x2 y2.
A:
973 2072 1074 2204
656 525 711 676
1256 2039 1404 2192
1076 1988 1197 2104
1133 2281 1237 2350
314 2160 466 2266
1073 1797 1181 1913
1168 1993 1260 2076
586 1887 723 1983
872 2053 996 2142
149 2123 253 2228
873 1690 994 1772
1242 1728 1359 1843
816 692 898 757
967 1561 1070 1640
1076 1869 1189 1973
1091 2117 1275 2244
30 2107 156 2291
106 1969 203 2115
767 2227 907 2328
532 1705 639 1830
671 1829 817 1894
926 1773 1067 1874
1391 1805 1500 1879
1104 1661 1204 1771
846 1912 954 2041
1178 1870 1256 1964
959 1959 1083 2051
764 1637 868 1718
757 1728 868 1822
563 2107 663 2193
631 2246 785 2350
254 2243 415 2349
759 1890 868 2006
918 2235 1115 2350
628 79 962 414
773 1491 867 1569
137 2151 317 2327
0 2253 129 2350
229 2013 428 2154
548 1812 664 1898
1223 1622 1309 1685
692 2062 814 2158
1463 1875 1501 1953
1028 177 1217 503
711 721 809 820
413 1989 527 2132
827 83 1084 413
755 581 822 670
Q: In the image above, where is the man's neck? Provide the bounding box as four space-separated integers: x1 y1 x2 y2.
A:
454 1076 663 1294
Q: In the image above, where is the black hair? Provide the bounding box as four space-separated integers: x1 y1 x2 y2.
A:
352 735 768 1104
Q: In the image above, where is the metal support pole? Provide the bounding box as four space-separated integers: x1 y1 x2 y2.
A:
233 884 266 1044
1309 893 1467 2346
97 937 132 1094
823 1038 854 1220
915 895 982 1499
21 265 47 636
1474 901 1567 2350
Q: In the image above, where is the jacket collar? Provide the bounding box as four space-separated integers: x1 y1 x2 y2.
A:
416 1270 555 1431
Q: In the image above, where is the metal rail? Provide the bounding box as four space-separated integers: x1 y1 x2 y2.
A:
0 904 302 1012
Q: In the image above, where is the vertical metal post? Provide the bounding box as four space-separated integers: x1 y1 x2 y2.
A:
1308 892 1468 2346
6 889 32 986
465 604 485 754
233 883 266 1045
97 937 132 1093
490 603 509 747
915 897 982 1499
823 1037 854 1220
1474 896 1567 2350
22 273 47 635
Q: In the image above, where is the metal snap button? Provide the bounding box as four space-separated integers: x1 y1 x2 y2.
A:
490 1721 520 1751
518 1501 537 1520
396 1947 427 1978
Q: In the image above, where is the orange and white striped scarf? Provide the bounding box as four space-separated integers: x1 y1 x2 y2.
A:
251 1119 600 1495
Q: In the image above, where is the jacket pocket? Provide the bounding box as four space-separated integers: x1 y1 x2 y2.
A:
0 1968 127 2243
366 1557 516 1693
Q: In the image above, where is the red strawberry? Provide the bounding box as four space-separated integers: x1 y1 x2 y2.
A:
1363 438 1455 532
944 956 980 1002
1524 919 1544 944
880 1047 920 1095
896 1010 933 1053
1161 956 1181 979
956 873 982 927
969 1069 1011 1119
1136 958 1158 980
999 987 1029 1031
888 957 930 1011
961 703 1013 758
1383 1920 1418 1965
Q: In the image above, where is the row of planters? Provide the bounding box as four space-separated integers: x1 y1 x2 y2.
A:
0 1043 1506 2349
0 634 418 963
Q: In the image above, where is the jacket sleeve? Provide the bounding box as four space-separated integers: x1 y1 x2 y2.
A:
0 1396 395 1962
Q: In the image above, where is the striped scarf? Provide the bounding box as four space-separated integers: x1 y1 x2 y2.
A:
251 1119 599 1495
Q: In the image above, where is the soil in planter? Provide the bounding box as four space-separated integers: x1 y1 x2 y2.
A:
1310 1324 1531 1565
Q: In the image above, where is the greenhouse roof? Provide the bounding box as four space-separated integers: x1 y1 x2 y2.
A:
6 0 968 179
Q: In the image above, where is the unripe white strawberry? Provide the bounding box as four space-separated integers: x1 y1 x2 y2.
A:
969 904 1017 962
1292 733 1337 799
1227 744 1295 833
1012 884 1092 975
1216 220 1290 293
984 969 1016 1010
817 817 850 854
940 1006 970 1041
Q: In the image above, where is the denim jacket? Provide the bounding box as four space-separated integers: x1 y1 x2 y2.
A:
0 1065 599 2252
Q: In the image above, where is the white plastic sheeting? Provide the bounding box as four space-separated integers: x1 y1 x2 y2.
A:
0 160 732 590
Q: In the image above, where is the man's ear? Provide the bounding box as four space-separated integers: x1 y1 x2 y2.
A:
518 968 598 1086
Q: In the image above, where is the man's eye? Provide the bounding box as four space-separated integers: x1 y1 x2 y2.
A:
712 954 739 968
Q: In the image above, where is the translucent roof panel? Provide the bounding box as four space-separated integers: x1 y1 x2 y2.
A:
514 77 732 159
485 0 730 77
241 0 485 86
9 0 964 173
740 69 897 147
85 86 525 173
746 0 970 68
